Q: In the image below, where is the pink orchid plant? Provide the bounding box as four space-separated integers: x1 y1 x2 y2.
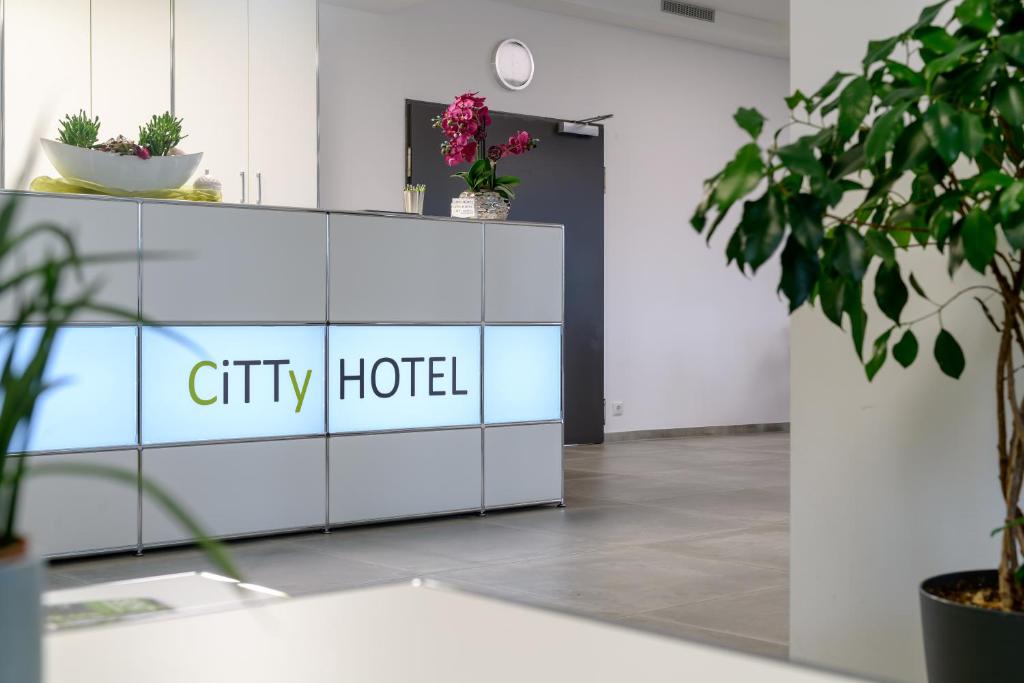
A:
433 92 539 200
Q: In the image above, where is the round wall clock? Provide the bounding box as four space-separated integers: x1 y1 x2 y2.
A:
494 39 535 91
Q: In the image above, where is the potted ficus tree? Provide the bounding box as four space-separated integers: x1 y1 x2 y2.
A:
692 1 1024 680
0 191 238 682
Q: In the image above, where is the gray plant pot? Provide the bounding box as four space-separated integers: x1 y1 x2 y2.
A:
920 570 1024 683
0 546 42 683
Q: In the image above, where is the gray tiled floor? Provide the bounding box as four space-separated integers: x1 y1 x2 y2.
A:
47 432 790 658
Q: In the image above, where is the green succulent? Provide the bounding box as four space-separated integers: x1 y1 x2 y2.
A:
138 112 187 157
57 110 100 149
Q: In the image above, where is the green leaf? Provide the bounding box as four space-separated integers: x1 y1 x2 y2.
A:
999 181 1024 248
934 328 965 379
922 101 962 165
885 60 924 87
909 272 930 300
997 32 1024 66
788 194 825 251
818 274 846 326
844 283 868 359
714 144 765 210
494 175 520 186
838 77 873 141
893 121 935 172
923 39 984 82
738 189 786 271
865 229 896 265
910 1 950 33
865 105 907 163
785 90 808 110
929 205 955 246
831 225 869 282
864 37 900 67
962 208 996 272
779 236 820 311
893 329 919 367
995 82 1024 127
915 26 958 53
734 107 767 139
777 140 823 179
955 0 996 32
809 72 852 111
865 329 892 380
966 170 1012 193
874 261 909 322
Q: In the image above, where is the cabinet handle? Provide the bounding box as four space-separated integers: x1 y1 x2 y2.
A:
240 171 247 204
257 172 263 205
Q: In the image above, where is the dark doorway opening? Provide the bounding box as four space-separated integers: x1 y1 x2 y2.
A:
406 100 605 444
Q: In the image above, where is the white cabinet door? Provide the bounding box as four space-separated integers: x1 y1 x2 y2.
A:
249 0 317 208
3 0 91 188
173 0 249 203
91 0 171 143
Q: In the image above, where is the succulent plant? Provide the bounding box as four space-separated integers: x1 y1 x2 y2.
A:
57 110 101 149
138 112 186 157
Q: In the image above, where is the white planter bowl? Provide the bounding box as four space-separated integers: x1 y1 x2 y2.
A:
40 138 202 192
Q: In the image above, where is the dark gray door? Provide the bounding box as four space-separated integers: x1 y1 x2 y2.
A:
406 100 605 444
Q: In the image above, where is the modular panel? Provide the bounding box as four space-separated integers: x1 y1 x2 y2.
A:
329 325 480 433
142 438 325 544
329 429 481 524
0 195 139 322
484 423 563 507
141 203 326 322
141 326 325 445
484 223 563 323
329 214 482 322
17 449 138 555
2 326 137 453
484 326 562 425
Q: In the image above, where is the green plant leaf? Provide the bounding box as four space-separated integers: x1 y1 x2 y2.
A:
923 39 985 83
909 272 930 300
788 194 825 251
893 121 935 172
785 90 808 111
874 261 909 322
734 107 767 139
809 72 852 112
997 32 1024 66
831 225 869 282
865 105 907 164
738 189 786 271
962 207 996 272
934 328 966 378
865 229 896 265
955 0 996 32
494 176 520 186
893 329 919 367
915 26 958 54
885 60 925 86
966 170 1013 193
777 140 823 179
865 329 892 380
922 101 962 164
838 77 873 141
994 82 1024 127
779 235 819 311
714 144 765 211
864 37 900 67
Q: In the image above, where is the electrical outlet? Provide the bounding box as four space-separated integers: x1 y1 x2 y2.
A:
611 401 624 417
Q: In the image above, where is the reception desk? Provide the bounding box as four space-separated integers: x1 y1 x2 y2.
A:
5 192 564 557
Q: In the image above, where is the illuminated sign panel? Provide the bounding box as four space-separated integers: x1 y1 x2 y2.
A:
329 325 480 433
141 326 325 445
484 326 561 425
2 326 137 453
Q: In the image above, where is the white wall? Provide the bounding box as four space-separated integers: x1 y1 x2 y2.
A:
790 2 1004 682
318 0 790 435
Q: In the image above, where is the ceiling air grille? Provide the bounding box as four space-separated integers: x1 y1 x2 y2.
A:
660 1 716 23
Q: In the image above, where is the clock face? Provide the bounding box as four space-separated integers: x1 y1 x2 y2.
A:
494 39 534 91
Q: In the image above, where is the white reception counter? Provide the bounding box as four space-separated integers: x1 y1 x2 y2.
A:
4 191 564 557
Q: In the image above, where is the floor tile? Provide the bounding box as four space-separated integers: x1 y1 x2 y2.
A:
609 612 789 659
427 546 786 617
639 585 790 644
645 524 789 571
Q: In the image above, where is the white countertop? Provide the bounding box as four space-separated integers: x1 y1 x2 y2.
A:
45 579 874 683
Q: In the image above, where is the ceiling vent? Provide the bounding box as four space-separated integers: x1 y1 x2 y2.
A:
660 1 716 23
